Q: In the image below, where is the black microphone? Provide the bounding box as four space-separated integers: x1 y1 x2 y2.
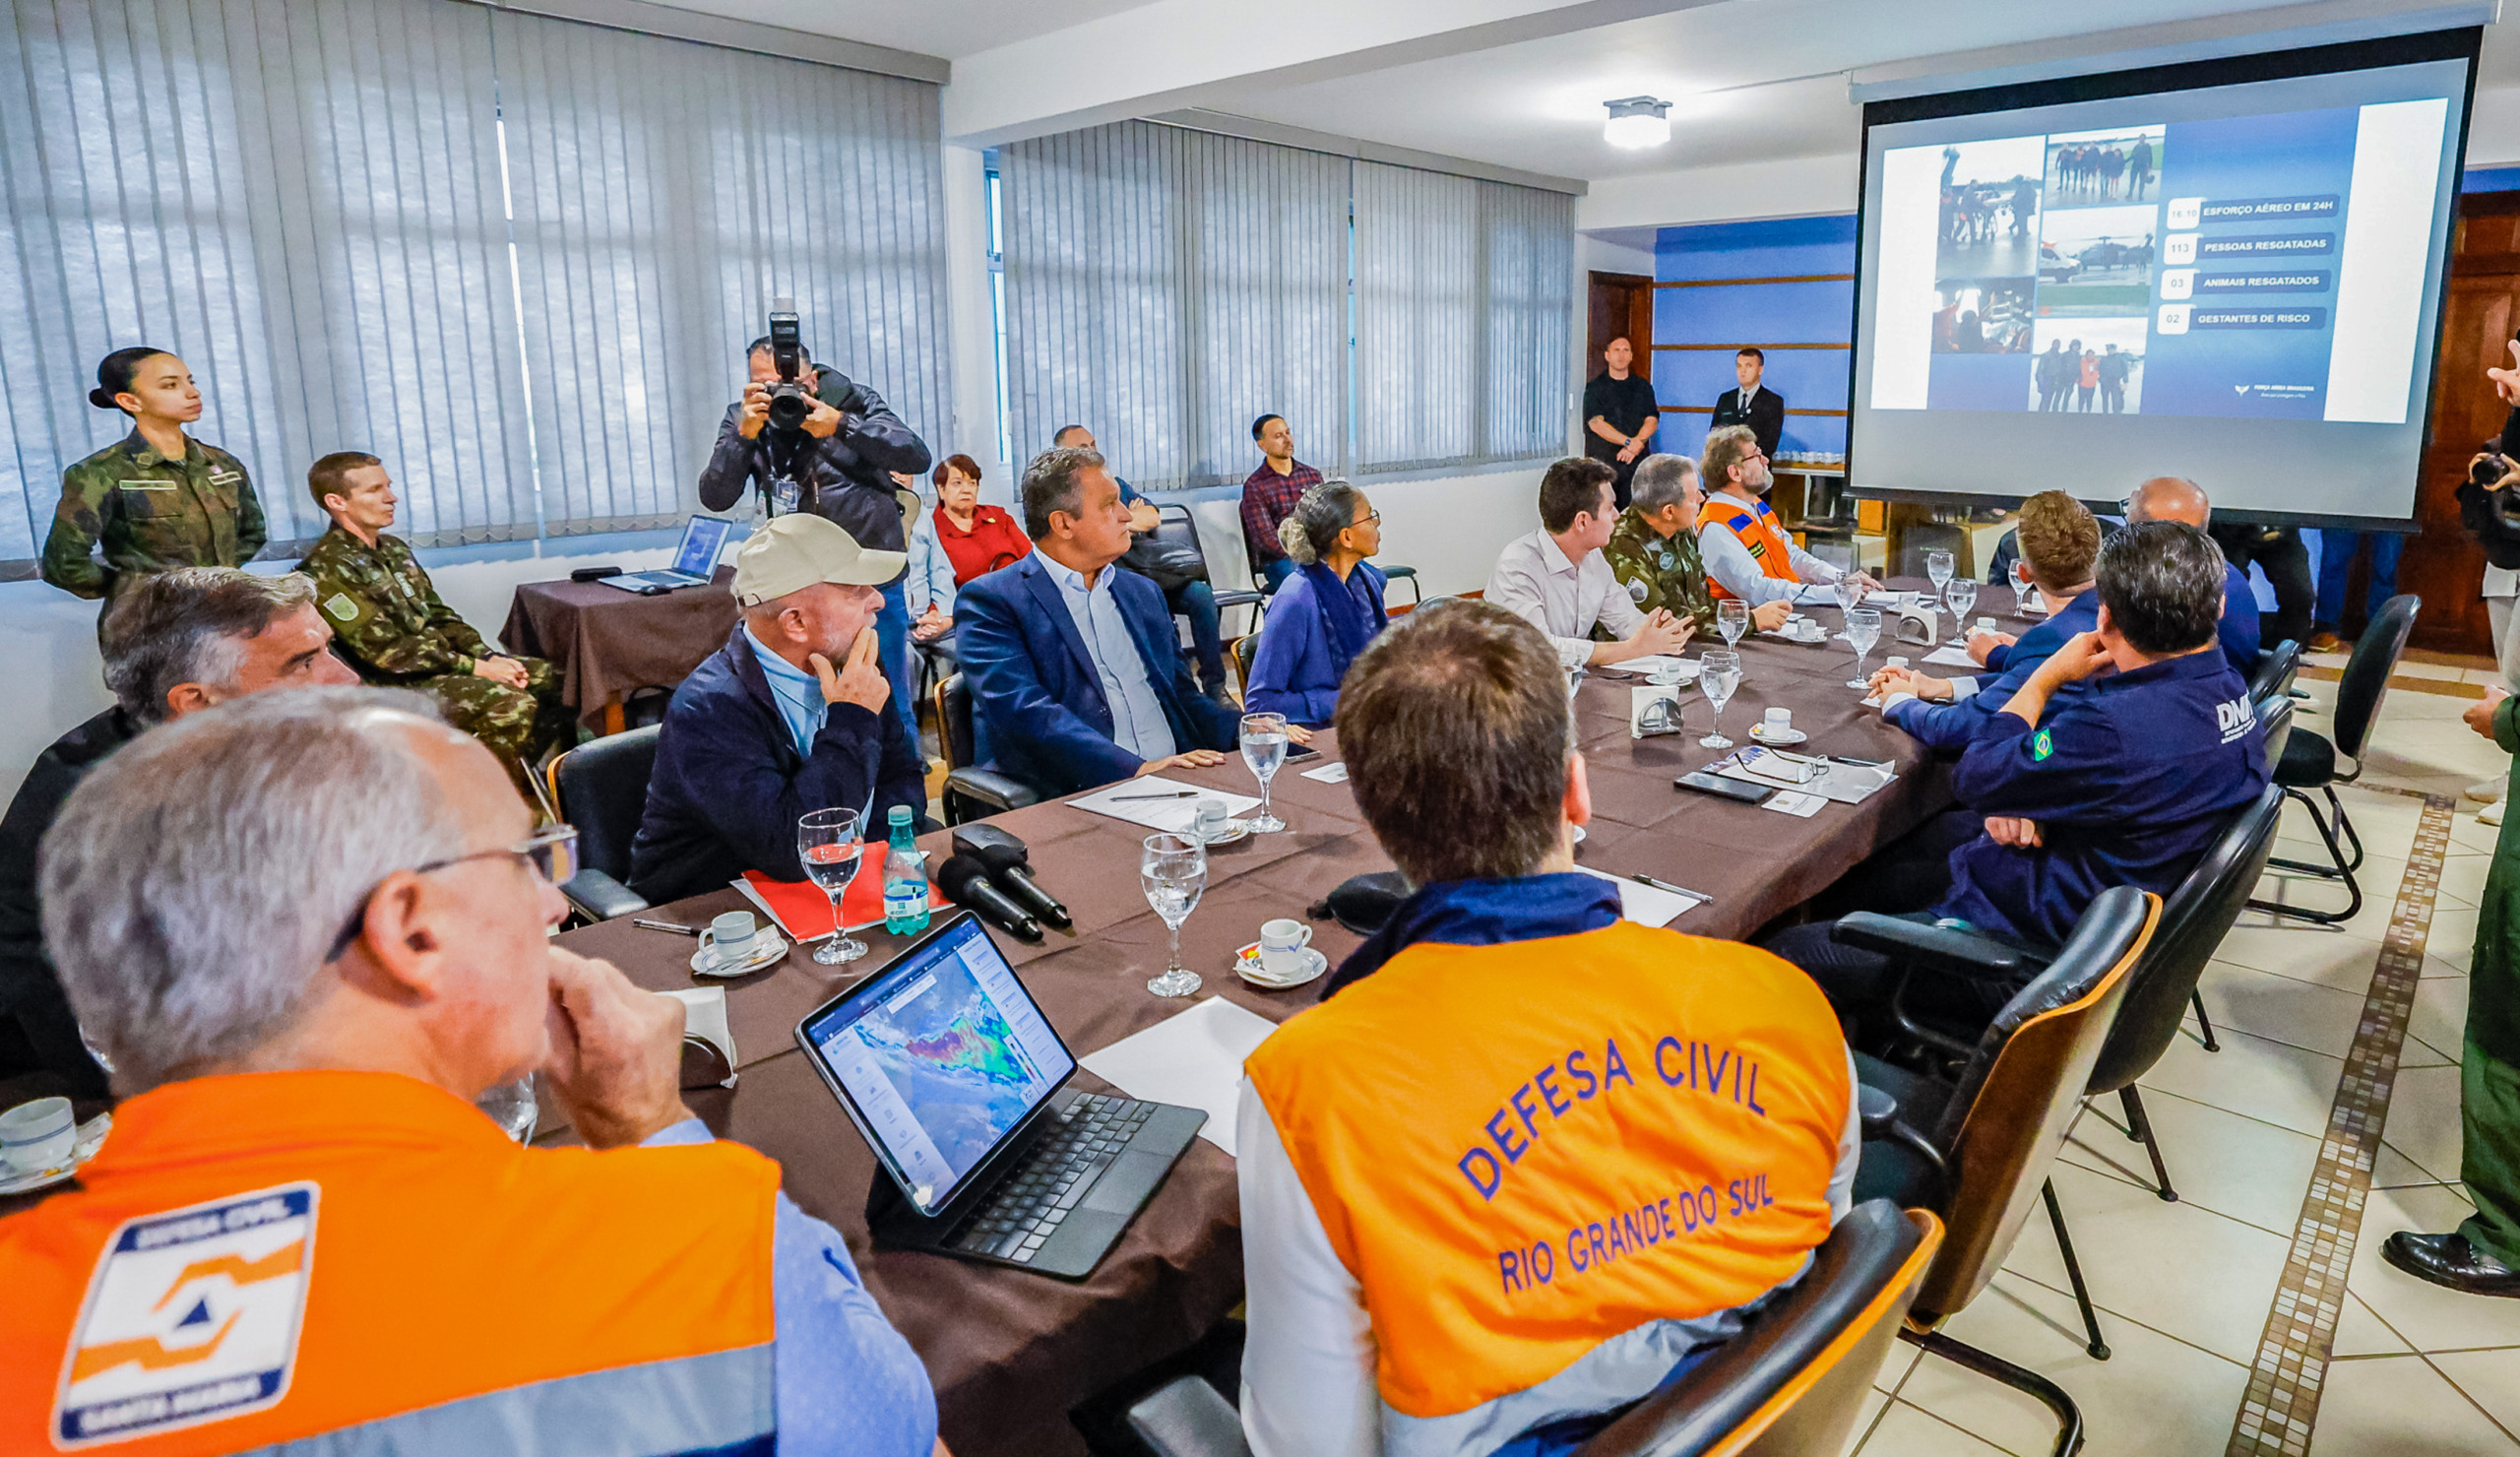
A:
954 825 1072 929
934 855 1042 943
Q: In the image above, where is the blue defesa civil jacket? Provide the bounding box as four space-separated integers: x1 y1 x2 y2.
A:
1245 563 1387 728
953 552 1240 796
1888 590 2101 754
1981 560 2258 680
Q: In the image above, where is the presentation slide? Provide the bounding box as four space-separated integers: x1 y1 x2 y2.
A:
1851 33 2475 525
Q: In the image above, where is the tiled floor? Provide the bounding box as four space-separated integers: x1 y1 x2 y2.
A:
1841 656 2520 1456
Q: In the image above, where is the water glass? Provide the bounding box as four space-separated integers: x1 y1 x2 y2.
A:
1698 650 1742 749
796 807 867 966
476 1076 537 1144
1845 608 1883 690
1716 598 1750 650
1947 578 1980 621
1833 577 1864 615
1140 833 1208 997
1926 549 1956 608
2010 558 2038 616
1241 713 1291 834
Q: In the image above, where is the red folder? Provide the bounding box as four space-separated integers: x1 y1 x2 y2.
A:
740 855 949 938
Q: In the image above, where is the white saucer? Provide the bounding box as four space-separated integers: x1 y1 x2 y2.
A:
1198 821 1253 848
1234 943 1328 989
0 1113 111 1196
691 933 789 978
1750 726 1809 746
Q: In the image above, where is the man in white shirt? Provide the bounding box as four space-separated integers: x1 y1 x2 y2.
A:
1484 457 1691 670
1695 426 1880 609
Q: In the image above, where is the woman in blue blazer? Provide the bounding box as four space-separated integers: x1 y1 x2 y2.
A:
1247 480 1386 727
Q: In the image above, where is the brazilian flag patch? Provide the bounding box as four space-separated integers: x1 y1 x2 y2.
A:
2032 728 2054 761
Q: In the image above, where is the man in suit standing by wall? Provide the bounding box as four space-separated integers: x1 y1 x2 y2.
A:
1710 348 1784 460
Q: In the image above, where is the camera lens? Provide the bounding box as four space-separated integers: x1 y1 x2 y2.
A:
766 384 810 432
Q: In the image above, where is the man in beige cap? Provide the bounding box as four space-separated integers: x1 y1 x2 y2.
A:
628 514 930 904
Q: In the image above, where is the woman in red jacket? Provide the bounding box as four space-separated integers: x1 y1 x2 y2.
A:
929 454 1033 585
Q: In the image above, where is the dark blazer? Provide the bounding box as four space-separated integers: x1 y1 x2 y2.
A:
955 552 1239 796
629 629 926 904
1711 386 1786 459
694 369 932 552
0 707 132 1097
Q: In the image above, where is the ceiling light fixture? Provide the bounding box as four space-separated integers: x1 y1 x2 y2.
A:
1603 95 1672 150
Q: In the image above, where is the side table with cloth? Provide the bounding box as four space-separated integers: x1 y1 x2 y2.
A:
546 612 1956 1457
502 567 741 734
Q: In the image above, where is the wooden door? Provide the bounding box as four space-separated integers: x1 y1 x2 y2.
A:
2404 194 2520 655
1587 272 1654 383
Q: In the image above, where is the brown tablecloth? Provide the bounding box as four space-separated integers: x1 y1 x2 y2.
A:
548 623 1958 1457
500 566 741 729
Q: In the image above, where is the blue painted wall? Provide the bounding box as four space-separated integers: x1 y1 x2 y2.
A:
1651 215 1856 460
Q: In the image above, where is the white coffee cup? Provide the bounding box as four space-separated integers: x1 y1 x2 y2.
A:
1258 919 1314 979
1 1096 75 1175
699 911 759 970
1976 616 1997 635
1763 708 1793 736
1886 656 1909 670
1194 797 1229 843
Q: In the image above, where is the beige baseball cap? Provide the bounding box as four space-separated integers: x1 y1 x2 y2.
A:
731 513 906 607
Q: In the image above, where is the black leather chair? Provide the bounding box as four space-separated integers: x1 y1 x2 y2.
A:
933 672 1044 826
2248 638 2302 704
2082 783 2284 1201
1835 884 2159 1455
2255 690 2295 776
543 726 662 922
1154 503 1264 622
1229 633 1257 702
2250 595 2418 924
1123 1202 1944 1457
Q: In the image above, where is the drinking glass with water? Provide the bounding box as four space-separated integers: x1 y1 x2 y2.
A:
797 807 866 966
1698 650 1742 749
475 1076 537 1144
1716 598 1750 650
1241 712 1290 834
1845 607 1883 690
1140 833 1208 997
1947 577 1980 622
1926 549 1955 609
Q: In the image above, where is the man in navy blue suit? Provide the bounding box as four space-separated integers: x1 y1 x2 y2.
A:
955 446 1246 796
2124 475 2261 677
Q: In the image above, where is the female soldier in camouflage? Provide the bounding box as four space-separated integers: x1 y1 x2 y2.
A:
40 348 267 622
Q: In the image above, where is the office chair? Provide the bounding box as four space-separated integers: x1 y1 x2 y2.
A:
933 673 1044 826
542 726 662 922
2249 595 2417 924
2247 638 2301 704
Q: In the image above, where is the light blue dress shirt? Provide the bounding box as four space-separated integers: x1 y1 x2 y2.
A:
903 513 959 617
1040 554 1176 763
746 625 827 760
645 1119 938 1455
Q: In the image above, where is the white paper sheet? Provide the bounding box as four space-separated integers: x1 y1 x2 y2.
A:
1079 996 1281 1156
1922 644 1982 668
1761 790 1827 817
1618 655 1698 678
1069 776 1262 836
1572 865 1704 927
1299 762 1350 784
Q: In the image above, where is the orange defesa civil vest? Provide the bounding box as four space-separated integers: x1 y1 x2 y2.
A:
1701 496 1802 600
1243 921 1850 1421
1 1070 780 1454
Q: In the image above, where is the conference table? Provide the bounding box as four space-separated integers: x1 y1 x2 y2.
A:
549 613 1966 1457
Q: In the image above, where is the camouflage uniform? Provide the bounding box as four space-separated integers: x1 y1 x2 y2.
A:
41 429 268 619
295 526 572 793
1603 505 1717 630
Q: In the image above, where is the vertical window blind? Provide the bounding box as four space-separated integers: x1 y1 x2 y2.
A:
1000 123 1573 488
998 121 1348 490
0 0 947 572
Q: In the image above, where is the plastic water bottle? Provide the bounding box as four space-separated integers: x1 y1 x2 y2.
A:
882 805 930 935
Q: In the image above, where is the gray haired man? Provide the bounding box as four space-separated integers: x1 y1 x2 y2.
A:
0 568 355 1101
3 689 940 1453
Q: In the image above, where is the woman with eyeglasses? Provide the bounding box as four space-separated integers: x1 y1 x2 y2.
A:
1245 480 1385 727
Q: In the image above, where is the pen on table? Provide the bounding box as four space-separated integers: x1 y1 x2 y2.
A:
1630 873 1713 905
633 919 700 935
1110 791 1199 801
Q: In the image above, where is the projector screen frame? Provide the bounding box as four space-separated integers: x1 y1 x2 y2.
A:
1846 25 2484 532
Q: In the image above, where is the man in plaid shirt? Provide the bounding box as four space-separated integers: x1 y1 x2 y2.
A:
1241 412 1322 592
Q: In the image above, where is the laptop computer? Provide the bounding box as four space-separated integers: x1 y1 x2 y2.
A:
793 912 1206 1279
600 515 735 594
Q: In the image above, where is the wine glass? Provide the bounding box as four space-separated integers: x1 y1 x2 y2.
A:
1925 549 1955 610
1140 833 1207 997
2010 557 2038 617
796 807 867 966
1241 712 1290 834
1845 608 1883 690
1947 578 1980 625
1833 576 1864 615
1716 598 1750 650
1699 650 1742 749
475 1077 537 1144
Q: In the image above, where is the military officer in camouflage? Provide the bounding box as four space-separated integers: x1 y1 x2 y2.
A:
1603 453 1793 635
41 348 268 622
295 451 571 795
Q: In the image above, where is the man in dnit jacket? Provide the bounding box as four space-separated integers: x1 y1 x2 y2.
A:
1236 602 1858 1457
4 687 941 1456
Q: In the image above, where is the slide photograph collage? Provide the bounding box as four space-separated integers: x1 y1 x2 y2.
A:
1884 95 2449 426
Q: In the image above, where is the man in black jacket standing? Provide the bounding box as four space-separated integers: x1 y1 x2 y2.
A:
1581 337 1659 510
698 335 932 742
1711 348 1785 460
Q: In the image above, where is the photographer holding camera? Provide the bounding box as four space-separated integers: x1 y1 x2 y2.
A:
699 306 933 740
